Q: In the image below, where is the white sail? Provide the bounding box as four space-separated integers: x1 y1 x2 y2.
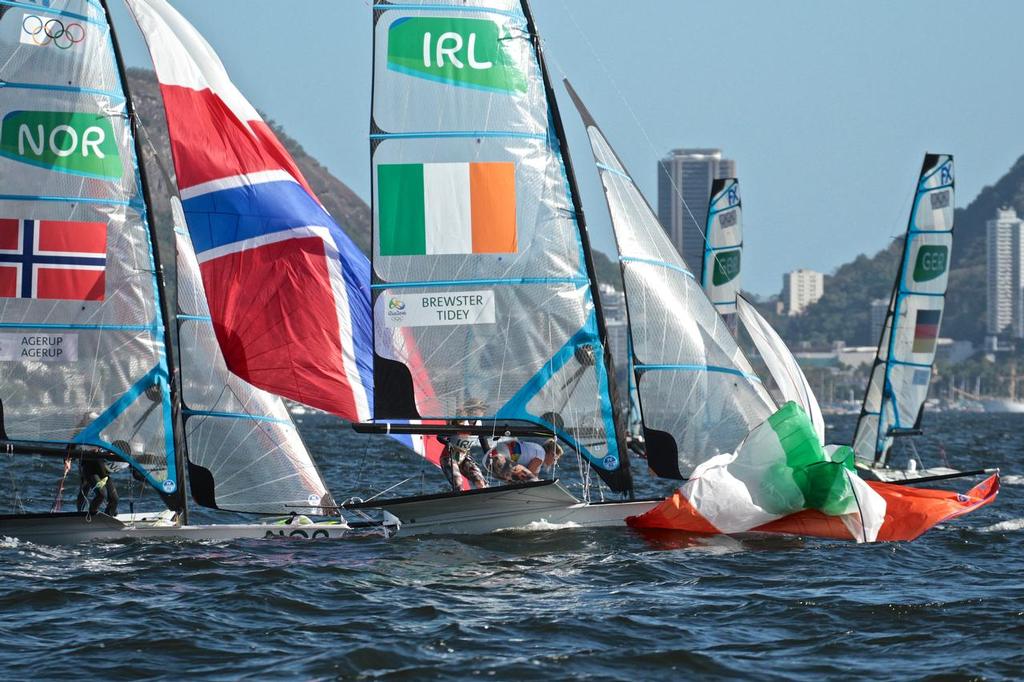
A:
174 212 332 515
565 82 774 479
735 295 825 443
701 178 743 314
853 154 954 467
369 1 630 491
0 1 179 495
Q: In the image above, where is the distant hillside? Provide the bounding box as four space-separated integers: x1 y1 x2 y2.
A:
771 155 1024 346
128 69 371 259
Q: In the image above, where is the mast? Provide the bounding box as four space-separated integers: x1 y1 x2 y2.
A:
100 0 188 521
519 0 631 491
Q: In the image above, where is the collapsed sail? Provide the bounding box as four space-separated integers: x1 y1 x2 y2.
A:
369 1 630 491
853 154 954 467
565 82 774 479
175 216 332 514
126 0 373 422
736 295 825 443
0 1 179 494
701 179 743 314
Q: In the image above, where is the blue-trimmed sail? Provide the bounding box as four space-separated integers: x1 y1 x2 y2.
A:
701 178 742 315
174 210 333 515
854 154 954 467
0 1 178 496
369 1 629 490
565 82 774 479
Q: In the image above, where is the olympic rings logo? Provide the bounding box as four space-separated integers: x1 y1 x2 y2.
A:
21 15 86 50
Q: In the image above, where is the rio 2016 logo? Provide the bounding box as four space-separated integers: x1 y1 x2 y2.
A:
21 14 86 50
388 297 406 311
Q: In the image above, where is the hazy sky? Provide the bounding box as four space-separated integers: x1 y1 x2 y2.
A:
110 0 1024 295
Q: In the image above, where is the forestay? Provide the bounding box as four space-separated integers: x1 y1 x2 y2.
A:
0 1 178 494
565 82 774 479
175 216 332 515
735 295 825 443
854 154 954 467
701 178 743 314
370 1 630 491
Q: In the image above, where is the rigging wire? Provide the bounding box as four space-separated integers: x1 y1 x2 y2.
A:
552 0 707 244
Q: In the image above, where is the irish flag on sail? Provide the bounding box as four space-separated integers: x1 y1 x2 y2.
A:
629 402 887 542
378 162 517 256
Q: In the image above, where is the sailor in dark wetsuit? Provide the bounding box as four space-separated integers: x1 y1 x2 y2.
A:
437 401 490 492
76 458 119 516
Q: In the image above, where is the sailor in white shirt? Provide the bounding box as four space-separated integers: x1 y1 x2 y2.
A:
484 439 564 483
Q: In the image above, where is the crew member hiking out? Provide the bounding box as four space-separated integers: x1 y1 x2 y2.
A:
437 399 490 492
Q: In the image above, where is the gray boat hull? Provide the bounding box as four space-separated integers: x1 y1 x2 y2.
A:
347 480 661 537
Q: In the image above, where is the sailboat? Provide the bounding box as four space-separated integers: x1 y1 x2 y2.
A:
342 0 666 534
0 0 365 543
852 154 971 482
564 86 997 542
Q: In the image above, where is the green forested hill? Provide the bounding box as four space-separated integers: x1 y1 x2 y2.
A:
768 155 1024 346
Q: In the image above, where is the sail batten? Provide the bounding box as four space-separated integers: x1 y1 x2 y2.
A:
853 154 954 467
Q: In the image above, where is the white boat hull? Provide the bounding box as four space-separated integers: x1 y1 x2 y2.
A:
0 512 368 545
856 464 960 483
347 480 661 537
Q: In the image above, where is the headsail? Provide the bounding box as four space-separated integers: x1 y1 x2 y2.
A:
0 1 179 495
174 208 332 515
701 179 743 314
853 154 954 467
126 0 373 423
564 81 774 479
369 1 630 492
735 295 825 443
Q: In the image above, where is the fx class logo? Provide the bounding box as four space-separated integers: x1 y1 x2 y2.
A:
0 111 120 179
386 17 527 94
912 244 948 283
20 14 86 49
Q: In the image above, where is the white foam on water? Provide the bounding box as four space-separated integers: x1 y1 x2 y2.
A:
1000 475 1024 486
493 519 581 533
981 518 1024 533
0 536 20 548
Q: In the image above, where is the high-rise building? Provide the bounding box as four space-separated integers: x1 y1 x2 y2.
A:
869 298 890 343
986 206 1024 339
781 269 824 316
657 148 735 269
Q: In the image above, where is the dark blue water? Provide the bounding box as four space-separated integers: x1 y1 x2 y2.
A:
1 413 1021 680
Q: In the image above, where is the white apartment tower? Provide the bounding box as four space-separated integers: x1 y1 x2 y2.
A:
986 206 1024 339
782 269 824 316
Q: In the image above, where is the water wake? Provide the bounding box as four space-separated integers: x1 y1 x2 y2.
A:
981 518 1024 533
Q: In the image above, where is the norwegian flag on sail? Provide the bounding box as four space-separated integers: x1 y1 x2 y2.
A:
0 219 106 301
126 0 372 421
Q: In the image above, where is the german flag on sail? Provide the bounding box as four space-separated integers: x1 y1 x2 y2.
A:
912 308 941 354
378 162 517 256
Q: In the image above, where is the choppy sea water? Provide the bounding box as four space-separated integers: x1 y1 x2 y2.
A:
1 413 1022 680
